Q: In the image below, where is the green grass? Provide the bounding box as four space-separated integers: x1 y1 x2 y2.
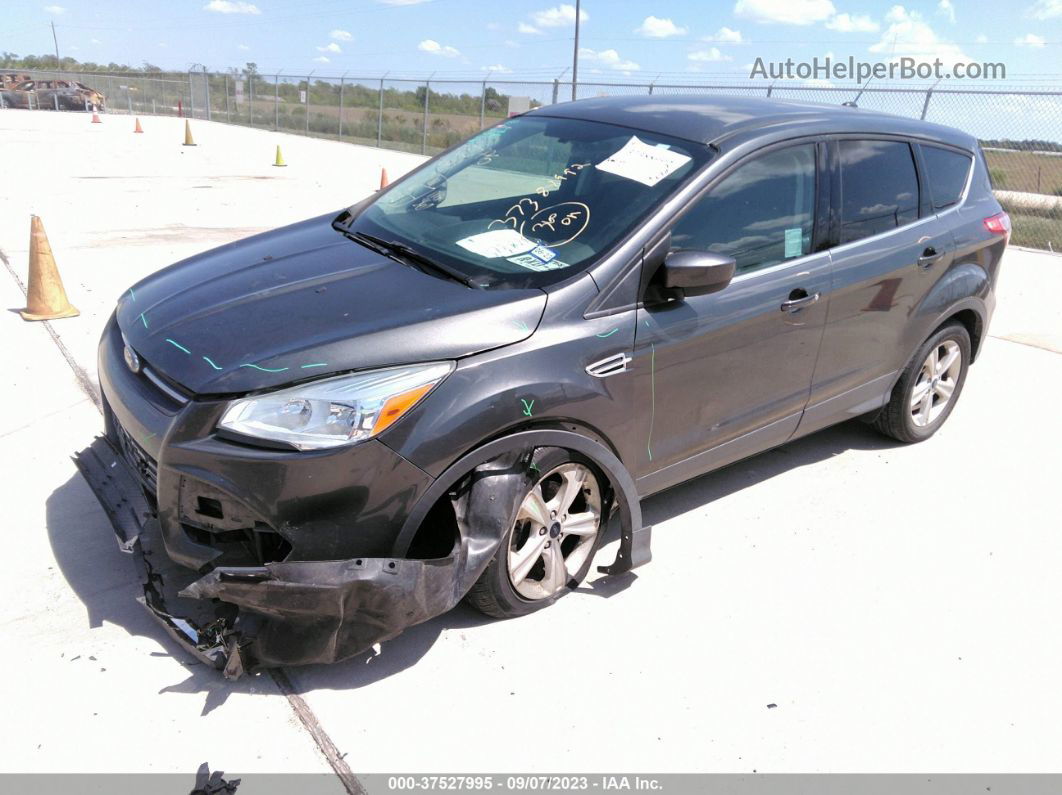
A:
996 199 1062 251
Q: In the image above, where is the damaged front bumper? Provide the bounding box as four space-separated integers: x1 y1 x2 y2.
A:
76 429 652 678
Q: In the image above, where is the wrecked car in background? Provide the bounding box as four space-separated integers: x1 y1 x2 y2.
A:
0 76 105 110
79 94 1004 677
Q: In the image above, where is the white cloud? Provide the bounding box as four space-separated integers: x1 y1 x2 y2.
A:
531 4 588 27
825 12 879 31
418 39 461 57
203 0 261 14
704 26 743 42
518 22 541 34
688 46 732 62
1014 32 1046 46
1026 0 1062 17
579 47 639 72
974 33 988 42
869 6 970 63
90 37 101 44
504 39 520 47
313 56 330 63
43 5 64 14
734 0 835 25
330 29 352 41
317 42 342 53
238 43 249 50
634 16 688 38
937 0 956 23
482 64 513 73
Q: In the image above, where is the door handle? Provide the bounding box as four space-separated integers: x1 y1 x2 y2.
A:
780 289 821 313
917 246 945 268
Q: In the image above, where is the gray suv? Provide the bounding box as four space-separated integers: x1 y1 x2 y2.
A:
85 95 1008 676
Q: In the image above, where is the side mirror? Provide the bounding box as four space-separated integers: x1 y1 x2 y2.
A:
662 250 736 297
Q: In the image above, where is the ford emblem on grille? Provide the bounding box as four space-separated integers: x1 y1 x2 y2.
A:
123 344 142 374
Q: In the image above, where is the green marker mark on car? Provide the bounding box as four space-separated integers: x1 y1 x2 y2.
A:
596 328 619 338
203 356 223 370
165 338 191 354
240 363 290 373
647 343 656 462
520 398 534 417
140 312 148 329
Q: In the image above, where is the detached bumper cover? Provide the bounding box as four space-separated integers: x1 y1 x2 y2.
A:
76 430 651 678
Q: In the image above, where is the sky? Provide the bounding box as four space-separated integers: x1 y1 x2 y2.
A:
4 0 1060 86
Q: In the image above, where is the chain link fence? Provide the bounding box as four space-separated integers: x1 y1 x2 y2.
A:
5 68 1061 251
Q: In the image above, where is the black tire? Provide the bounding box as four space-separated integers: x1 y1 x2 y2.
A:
465 447 605 619
873 322 971 444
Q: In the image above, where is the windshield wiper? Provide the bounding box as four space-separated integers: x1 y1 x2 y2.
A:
343 230 479 288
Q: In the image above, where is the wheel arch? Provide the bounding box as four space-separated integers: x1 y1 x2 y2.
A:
391 429 649 590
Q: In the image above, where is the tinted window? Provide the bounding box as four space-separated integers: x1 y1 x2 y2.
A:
839 140 919 244
923 145 972 209
671 144 816 274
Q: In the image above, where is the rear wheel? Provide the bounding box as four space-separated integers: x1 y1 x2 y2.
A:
873 322 971 443
465 448 604 619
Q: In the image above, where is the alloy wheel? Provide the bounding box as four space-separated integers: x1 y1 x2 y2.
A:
507 462 602 601
910 339 962 428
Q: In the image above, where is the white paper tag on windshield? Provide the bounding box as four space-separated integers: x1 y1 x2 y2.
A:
595 136 692 187
456 229 536 259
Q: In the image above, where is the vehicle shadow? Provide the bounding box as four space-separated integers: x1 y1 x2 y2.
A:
48 419 898 708
640 419 898 527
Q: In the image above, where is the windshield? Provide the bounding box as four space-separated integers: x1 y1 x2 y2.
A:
349 115 712 289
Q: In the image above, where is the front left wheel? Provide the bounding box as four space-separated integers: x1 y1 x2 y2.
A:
465 448 604 619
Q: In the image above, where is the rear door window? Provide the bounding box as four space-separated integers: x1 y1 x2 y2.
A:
838 140 919 244
922 145 973 209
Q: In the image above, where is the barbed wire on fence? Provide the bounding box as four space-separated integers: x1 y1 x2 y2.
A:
4 67 1060 251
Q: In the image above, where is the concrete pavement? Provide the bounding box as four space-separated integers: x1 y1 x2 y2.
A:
2 109 1061 781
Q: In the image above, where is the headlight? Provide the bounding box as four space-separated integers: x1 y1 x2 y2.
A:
218 362 453 450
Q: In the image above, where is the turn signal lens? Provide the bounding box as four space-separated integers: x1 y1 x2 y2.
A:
372 383 437 436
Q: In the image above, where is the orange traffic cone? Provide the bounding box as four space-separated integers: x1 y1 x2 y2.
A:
133 117 143 133
379 168 389 189
91 112 101 124
20 216 79 322
182 119 196 147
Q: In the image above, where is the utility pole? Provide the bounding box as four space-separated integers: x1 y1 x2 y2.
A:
51 20 61 75
570 0 580 101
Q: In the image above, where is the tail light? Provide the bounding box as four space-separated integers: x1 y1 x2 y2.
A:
983 212 1011 238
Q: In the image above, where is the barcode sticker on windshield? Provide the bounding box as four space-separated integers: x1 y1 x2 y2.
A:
595 136 692 187
508 254 570 272
456 229 537 259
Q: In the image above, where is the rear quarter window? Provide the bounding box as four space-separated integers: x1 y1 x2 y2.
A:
839 140 920 245
922 145 973 209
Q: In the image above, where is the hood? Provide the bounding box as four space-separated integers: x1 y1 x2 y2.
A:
117 213 546 395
